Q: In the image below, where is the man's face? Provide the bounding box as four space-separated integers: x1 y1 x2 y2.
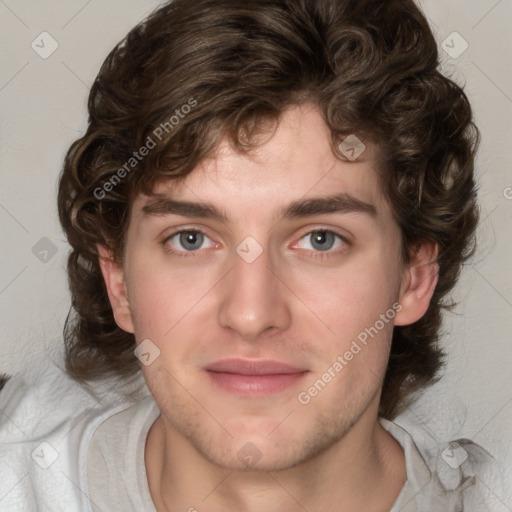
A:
119 104 407 471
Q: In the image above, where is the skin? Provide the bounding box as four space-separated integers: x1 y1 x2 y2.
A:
99 103 438 512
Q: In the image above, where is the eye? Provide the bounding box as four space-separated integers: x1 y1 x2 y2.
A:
164 230 215 254
295 230 346 252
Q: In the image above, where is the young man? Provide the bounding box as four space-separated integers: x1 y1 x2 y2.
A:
0 0 499 510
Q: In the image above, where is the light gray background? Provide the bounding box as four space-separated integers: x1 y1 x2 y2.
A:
1 0 511 507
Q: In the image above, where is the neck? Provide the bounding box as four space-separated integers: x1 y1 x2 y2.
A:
145 400 406 512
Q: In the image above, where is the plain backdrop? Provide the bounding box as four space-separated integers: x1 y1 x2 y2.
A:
1 0 511 506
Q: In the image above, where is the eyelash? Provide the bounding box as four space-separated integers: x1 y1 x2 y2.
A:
162 228 350 259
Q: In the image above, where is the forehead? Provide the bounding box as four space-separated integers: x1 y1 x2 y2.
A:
132 104 388 220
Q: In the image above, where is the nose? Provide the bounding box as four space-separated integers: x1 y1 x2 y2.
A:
217 242 292 341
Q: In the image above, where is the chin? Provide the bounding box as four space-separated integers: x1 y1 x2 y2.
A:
196 424 343 473
207 443 307 472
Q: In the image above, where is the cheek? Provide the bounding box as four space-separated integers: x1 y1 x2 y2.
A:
125 254 219 338
296 260 400 405
287 252 401 335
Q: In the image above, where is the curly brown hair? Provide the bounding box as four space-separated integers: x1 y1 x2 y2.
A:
53 0 479 419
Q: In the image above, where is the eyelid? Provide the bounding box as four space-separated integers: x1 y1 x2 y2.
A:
161 224 214 241
293 226 351 245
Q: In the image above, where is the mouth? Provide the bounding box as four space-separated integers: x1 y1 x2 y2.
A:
204 358 310 396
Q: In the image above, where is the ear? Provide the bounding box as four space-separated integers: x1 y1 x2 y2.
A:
394 242 439 326
97 244 134 333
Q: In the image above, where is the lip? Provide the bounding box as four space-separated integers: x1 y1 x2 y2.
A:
205 358 306 375
205 358 309 396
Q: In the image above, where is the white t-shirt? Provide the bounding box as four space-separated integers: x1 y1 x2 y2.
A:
0 360 501 511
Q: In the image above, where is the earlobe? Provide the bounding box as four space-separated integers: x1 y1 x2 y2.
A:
394 243 439 326
97 244 134 333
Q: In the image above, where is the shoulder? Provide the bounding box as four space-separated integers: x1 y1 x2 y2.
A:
385 415 504 511
0 359 148 511
0 359 132 442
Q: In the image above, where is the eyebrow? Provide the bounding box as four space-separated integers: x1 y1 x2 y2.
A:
141 193 377 223
278 193 377 220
